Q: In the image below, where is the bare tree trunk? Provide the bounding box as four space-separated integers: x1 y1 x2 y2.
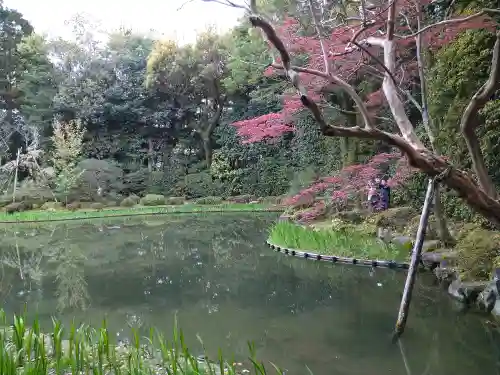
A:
12 148 20 203
415 7 455 246
147 138 153 173
202 135 213 168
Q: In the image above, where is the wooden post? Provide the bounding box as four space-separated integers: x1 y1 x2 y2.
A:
12 148 21 203
394 178 436 338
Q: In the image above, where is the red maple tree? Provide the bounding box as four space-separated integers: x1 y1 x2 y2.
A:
284 152 415 221
217 0 500 225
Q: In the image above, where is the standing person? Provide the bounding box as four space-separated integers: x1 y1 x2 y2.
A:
367 180 379 211
379 179 391 210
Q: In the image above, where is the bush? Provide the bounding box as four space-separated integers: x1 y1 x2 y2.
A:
332 210 366 224
192 196 224 205
4 201 31 214
176 172 226 198
366 206 416 230
165 196 185 205
140 194 166 206
74 159 124 201
403 214 439 240
120 196 138 207
123 168 149 195
41 202 64 210
456 228 500 281
66 202 81 211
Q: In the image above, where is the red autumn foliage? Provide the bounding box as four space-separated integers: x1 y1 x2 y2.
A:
285 152 416 221
232 5 493 142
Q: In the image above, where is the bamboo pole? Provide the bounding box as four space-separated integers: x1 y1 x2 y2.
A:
394 178 436 338
12 148 21 203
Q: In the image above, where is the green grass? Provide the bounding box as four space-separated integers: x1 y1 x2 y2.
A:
0 310 284 375
268 221 409 262
0 203 281 223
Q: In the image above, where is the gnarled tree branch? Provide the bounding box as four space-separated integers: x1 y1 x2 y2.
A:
247 14 375 129
460 30 500 199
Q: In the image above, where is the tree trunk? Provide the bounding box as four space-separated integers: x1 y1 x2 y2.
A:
412 8 454 246
147 138 153 173
202 136 213 168
433 185 455 246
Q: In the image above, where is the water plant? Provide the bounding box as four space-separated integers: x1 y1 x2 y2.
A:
268 221 408 261
0 310 285 375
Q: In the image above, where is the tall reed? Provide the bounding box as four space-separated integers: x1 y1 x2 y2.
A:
0 310 285 375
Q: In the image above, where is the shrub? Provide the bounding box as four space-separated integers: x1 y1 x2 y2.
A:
74 159 124 201
66 202 81 211
123 168 149 195
192 196 224 205
140 194 166 206
165 196 185 205
332 210 366 224
366 206 416 230
41 202 64 210
456 228 500 281
120 196 137 207
176 172 226 198
403 214 439 240
4 201 31 214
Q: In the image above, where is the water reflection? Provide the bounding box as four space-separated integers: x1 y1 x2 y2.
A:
0 213 499 375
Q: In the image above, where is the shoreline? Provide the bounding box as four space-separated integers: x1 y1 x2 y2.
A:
0 203 281 224
266 239 411 269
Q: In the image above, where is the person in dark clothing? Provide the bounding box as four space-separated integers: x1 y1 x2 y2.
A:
379 179 391 210
367 180 380 212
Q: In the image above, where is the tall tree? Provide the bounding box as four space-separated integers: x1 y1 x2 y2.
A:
211 0 500 226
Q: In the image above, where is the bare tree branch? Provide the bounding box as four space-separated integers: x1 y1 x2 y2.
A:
308 0 330 74
246 12 375 130
460 30 500 198
398 9 500 40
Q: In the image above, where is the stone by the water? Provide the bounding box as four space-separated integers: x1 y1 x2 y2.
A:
448 279 489 304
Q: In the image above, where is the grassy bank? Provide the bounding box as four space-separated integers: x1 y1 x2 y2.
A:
0 311 281 375
268 221 409 262
0 203 280 223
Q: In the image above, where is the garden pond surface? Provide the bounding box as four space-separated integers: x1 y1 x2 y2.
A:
0 213 499 374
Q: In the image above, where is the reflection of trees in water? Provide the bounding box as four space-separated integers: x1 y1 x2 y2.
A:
0 229 47 297
54 241 89 311
0 225 90 312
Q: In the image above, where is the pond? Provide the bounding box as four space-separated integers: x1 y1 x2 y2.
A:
0 213 499 375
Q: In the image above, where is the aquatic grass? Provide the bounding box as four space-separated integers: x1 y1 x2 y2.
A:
0 311 286 375
0 203 281 224
268 221 409 261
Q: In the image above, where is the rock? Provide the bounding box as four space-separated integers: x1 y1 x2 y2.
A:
421 249 457 269
433 267 456 285
476 282 499 313
491 299 500 318
448 279 489 304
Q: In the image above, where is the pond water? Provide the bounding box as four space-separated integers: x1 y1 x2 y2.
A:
0 213 499 374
